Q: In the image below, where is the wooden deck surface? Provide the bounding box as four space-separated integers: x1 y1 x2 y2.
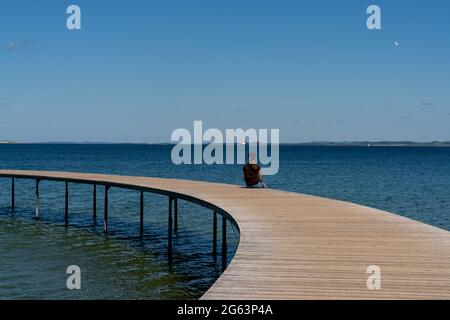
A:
1 170 450 299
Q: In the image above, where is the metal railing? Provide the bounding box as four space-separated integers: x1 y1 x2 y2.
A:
0 172 239 272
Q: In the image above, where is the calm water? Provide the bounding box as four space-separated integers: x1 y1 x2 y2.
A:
0 144 449 299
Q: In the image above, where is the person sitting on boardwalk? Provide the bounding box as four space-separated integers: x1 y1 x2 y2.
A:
243 153 267 188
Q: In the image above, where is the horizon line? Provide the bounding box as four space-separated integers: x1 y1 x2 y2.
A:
2 141 450 146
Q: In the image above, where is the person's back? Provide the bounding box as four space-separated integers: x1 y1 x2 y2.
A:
243 163 261 186
243 153 267 188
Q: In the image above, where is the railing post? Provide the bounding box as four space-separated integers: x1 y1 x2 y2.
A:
93 184 97 223
222 216 227 272
213 211 217 258
174 198 178 233
11 178 15 211
64 182 69 226
104 185 110 234
168 196 173 261
140 190 144 236
35 179 40 219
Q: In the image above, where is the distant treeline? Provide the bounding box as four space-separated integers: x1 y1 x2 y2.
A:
292 141 450 147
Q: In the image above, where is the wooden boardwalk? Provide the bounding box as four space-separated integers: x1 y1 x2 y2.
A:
1 170 450 299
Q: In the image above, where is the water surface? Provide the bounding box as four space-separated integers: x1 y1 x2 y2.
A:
0 144 449 299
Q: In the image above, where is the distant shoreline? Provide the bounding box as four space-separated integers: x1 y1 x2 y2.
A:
2 141 450 147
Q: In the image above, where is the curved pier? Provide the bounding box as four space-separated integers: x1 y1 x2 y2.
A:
1 170 450 299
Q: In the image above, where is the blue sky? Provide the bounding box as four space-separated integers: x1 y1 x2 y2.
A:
1 0 449 143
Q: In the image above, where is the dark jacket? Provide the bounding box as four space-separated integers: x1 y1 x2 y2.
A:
243 163 261 186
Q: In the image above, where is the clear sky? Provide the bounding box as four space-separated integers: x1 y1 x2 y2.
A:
1 0 449 143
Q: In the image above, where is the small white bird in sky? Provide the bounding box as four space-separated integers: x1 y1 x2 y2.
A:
394 41 400 47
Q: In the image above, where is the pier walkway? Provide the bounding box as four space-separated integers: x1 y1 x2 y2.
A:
1 170 449 299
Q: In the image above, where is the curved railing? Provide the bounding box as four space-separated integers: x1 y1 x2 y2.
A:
1 170 450 300
0 170 239 274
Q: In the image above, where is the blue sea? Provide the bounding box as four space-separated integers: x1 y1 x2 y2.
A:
0 144 449 299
